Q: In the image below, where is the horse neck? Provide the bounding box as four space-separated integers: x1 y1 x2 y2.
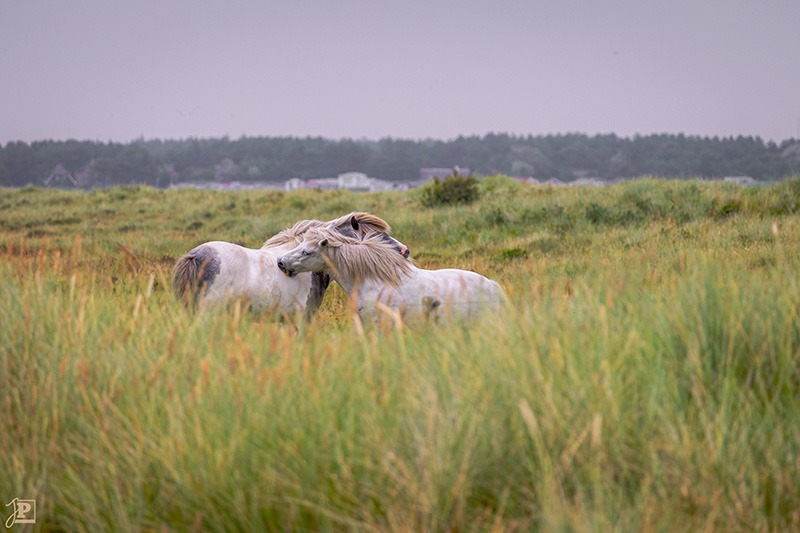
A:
322 248 358 295
323 241 409 294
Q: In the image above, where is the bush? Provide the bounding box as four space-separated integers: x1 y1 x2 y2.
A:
419 175 480 207
495 247 528 261
711 197 743 218
585 202 613 225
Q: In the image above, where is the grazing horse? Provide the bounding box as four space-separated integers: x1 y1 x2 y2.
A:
277 227 506 321
173 212 410 317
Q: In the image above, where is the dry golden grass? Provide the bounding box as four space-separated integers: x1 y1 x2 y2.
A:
1 177 799 530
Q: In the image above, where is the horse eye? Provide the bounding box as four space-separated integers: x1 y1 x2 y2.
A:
301 250 309 256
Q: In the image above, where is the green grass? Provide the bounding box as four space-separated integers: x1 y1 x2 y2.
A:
1 177 800 530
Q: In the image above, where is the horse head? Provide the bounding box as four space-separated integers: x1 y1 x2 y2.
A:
329 213 410 258
277 230 336 277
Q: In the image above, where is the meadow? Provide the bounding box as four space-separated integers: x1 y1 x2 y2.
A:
1 177 800 531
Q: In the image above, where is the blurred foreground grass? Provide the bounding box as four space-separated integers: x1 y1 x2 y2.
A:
1 177 800 530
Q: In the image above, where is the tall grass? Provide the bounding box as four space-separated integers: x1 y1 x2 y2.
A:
1 178 800 530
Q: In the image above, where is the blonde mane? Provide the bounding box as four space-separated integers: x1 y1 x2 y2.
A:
303 227 412 283
262 219 323 248
326 211 391 233
261 212 392 249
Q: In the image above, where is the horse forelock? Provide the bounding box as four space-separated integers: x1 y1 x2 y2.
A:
303 227 411 283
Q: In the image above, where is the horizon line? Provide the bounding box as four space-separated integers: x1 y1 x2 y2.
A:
3 130 798 146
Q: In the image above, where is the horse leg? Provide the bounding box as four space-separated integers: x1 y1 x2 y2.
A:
305 272 331 321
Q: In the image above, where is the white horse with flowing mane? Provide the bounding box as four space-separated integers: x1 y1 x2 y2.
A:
277 226 506 320
173 212 409 317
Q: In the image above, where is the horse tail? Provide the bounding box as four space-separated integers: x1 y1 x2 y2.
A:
173 253 202 307
174 245 222 309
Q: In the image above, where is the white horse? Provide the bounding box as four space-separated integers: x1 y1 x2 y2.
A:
173 212 409 317
277 226 506 321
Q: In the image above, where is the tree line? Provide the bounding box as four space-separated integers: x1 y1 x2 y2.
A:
1 133 799 187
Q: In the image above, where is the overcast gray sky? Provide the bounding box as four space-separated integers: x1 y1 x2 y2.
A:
1 1 798 144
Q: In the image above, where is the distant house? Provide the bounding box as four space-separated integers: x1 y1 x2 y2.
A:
43 164 78 187
723 176 758 185
286 176 338 191
171 180 284 191
370 179 408 192
285 172 408 193
285 177 306 191
337 172 374 192
307 178 340 190
419 166 471 183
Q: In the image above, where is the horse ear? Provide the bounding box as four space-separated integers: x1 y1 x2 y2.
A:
320 238 328 247
350 216 359 231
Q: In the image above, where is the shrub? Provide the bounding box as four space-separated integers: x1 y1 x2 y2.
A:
481 206 507 226
585 202 613 225
419 175 480 207
768 177 800 214
711 197 743 218
495 247 528 261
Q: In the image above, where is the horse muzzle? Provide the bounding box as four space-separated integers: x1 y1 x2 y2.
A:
277 259 297 277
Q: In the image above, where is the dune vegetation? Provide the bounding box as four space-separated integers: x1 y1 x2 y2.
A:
2 177 800 530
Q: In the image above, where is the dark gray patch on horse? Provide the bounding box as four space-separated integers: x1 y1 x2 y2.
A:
377 232 411 258
305 272 331 320
332 218 410 258
190 244 221 295
325 214 360 240
174 244 222 309
334 225 359 239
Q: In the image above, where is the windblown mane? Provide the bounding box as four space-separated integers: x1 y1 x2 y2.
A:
304 227 412 283
326 212 391 233
261 212 393 249
262 219 324 248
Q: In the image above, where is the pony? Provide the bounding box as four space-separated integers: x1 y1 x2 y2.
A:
173 212 410 318
277 226 506 320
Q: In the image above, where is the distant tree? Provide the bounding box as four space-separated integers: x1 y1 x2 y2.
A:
1 141 37 186
93 143 157 185
1 133 796 188
781 142 800 176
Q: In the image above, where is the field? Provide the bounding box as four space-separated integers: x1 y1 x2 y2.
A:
2 177 800 531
